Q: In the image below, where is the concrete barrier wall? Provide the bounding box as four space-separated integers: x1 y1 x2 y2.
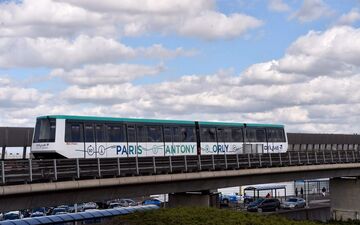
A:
276 206 330 222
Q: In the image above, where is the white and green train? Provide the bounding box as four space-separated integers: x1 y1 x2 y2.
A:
31 115 287 159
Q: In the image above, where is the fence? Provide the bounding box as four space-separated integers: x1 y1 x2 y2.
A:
0 150 359 185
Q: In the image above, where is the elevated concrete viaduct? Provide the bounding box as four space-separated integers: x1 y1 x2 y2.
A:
1 163 360 212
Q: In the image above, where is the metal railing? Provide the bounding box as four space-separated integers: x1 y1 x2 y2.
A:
0 150 359 185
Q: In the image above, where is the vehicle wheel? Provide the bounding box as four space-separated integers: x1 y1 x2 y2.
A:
223 199 229 205
275 207 279 212
257 208 263 213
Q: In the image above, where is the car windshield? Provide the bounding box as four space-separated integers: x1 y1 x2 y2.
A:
287 198 298 202
4 213 19 220
32 208 45 213
110 203 121 208
251 198 264 205
53 208 66 213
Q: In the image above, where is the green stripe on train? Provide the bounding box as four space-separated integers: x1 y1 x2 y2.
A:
37 115 284 128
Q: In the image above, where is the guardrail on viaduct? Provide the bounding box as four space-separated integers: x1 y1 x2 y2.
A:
1 150 359 185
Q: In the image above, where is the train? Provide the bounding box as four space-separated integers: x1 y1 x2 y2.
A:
31 115 288 159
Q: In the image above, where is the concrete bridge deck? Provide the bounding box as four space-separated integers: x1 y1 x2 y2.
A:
0 151 360 211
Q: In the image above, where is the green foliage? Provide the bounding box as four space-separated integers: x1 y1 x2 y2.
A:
100 207 327 225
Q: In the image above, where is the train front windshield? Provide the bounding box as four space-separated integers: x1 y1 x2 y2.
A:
33 118 56 143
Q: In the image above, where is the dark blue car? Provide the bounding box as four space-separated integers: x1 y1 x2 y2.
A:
142 199 162 207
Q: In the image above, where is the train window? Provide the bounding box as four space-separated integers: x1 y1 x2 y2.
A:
65 123 83 142
84 124 95 142
148 126 163 142
95 124 106 142
107 124 125 142
277 129 286 142
231 128 243 142
164 127 172 142
256 129 266 142
201 127 216 142
127 125 136 142
180 127 195 142
267 128 285 142
34 118 56 143
217 128 232 142
137 125 148 142
173 127 181 142
245 128 257 142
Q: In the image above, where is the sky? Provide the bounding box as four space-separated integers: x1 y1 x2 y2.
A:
1 0 360 133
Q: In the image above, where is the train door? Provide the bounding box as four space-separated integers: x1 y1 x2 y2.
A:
136 125 148 157
164 126 173 156
244 127 256 154
147 125 164 157
266 128 286 153
231 127 244 154
84 123 97 158
216 128 227 155
127 125 137 157
256 128 267 154
95 124 106 157
200 126 217 155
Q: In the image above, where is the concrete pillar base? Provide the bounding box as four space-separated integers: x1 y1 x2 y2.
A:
168 191 219 208
331 177 360 221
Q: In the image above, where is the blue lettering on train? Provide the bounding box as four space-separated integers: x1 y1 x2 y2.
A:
116 145 143 155
203 144 230 153
210 144 229 153
165 145 195 154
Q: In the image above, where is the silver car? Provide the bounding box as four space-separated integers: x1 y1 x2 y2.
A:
281 197 306 209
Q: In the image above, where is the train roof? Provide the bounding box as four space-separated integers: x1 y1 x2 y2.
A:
37 115 284 128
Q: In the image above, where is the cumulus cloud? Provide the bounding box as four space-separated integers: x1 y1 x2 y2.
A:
268 0 291 12
61 83 144 105
178 11 263 40
0 35 135 68
240 61 307 85
0 36 195 68
0 0 115 38
57 0 262 40
51 63 165 86
0 78 52 108
278 26 360 76
4 23 360 133
291 0 333 23
0 0 263 40
336 8 360 25
53 26 360 133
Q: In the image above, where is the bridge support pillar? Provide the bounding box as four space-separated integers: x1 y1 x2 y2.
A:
331 177 360 220
168 191 220 208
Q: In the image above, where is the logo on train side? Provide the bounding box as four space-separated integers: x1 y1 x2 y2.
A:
85 145 106 156
264 144 283 152
201 144 243 153
35 143 49 149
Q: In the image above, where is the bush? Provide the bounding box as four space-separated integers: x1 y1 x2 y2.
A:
101 207 324 225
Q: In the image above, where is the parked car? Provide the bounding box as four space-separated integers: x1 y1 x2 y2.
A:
51 207 68 215
83 202 98 211
281 197 306 209
30 207 47 217
108 202 122 209
118 199 137 207
30 211 45 217
57 205 70 212
220 193 242 206
142 199 162 207
3 211 23 220
247 198 280 212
